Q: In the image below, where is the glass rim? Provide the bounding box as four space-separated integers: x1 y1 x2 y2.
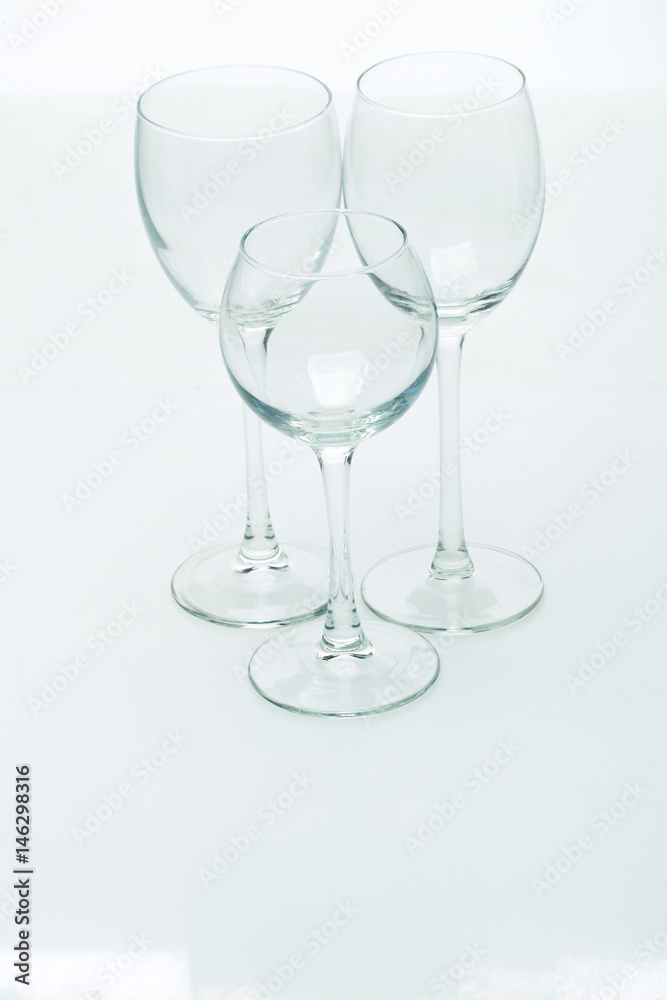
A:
136 64 333 141
239 209 410 280
355 50 527 119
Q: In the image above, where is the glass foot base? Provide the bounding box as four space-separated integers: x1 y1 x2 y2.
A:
171 540 328 628
249 619 440 717
361 543 543 633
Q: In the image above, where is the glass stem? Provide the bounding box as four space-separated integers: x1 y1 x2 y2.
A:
315 447 371 659
430 331 475 580
235 405 288 570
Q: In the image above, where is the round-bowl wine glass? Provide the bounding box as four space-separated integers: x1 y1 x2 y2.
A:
220 209 440 716
135 65 342 627
344 51 545 632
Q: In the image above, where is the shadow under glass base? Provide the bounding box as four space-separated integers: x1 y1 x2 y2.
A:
171 540 328 628
361 543 543 634
248 618 440 717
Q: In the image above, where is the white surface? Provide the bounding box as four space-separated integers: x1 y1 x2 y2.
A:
2 1 667 998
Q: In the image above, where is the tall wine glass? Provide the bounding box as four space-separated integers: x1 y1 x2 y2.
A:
220 210 440 716
135 66 341 627
344 51 545 632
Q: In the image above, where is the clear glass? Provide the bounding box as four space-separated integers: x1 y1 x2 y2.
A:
135 65 342 626
220 209 440 716
344 51 545 632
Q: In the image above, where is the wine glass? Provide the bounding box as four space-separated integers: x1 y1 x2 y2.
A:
220 209 440 716
344 51 545 632
135 66 342 627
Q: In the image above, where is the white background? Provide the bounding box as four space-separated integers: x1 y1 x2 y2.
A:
1 1 667 998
